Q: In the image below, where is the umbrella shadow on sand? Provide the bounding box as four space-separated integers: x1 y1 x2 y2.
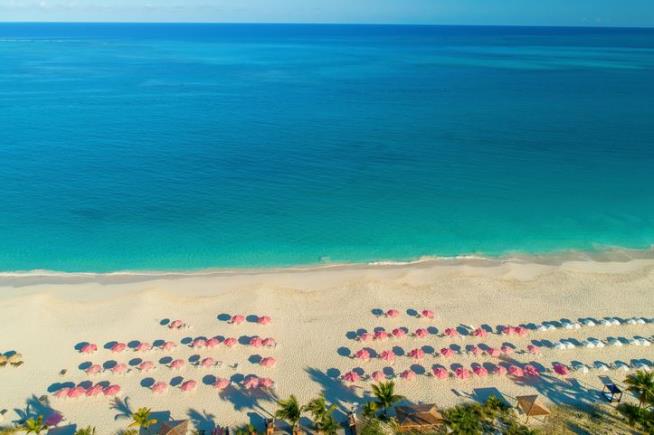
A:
305 367 364 421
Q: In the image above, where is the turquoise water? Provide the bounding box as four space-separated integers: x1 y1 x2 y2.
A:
1 24 654 272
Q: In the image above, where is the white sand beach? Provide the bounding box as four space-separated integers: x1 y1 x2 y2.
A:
1 255 653 433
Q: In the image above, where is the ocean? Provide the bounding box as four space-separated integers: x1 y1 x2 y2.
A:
1 23 653 272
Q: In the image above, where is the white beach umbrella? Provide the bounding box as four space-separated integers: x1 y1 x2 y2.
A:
594 362 609 371
566 342 575 349
581 319 596 327
554 342 566 350
627 318 637 325
636 318 646 325
538 325 547 332
582 341 594 349
600 319 611 327
611 319 621 326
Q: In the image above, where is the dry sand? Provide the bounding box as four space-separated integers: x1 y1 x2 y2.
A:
1 255 653 433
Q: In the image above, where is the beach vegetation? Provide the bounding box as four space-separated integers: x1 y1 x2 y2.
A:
275 395 304 434
234 423 257 435
371 381 404 419
22 416 47 434
305 394 338 434
128 407 157 430
624 370 654 409
443 404 483 434
75 426 96 435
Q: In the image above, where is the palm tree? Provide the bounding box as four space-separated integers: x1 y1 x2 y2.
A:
371 381 404 418
74 427 96 435
362 401 379 419
275 395 304 435
23 416 47 435
129 407 158 430
305 394 338 434
444 404 483 435
625 370 654 408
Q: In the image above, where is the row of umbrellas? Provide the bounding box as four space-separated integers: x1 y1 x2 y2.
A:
149 375 274 393
53 384 121 399
84 356 277 375
0 353 23 366
227 314 272 325
382 309 435 319
351 344 537 363
79 335 278 354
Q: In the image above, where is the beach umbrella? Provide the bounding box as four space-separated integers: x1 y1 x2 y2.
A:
230 314 245 325
214 378 230 390
257 315 272 325
408 348 425 360
400 370 416 381
537 325 548 332
565 342 575 349
386 309 400 318
455 367 471 380
200 357 216 368
444 328 459 338
111 363 128 374
68 386 86 398
249 336 264 347
260 357 277 368
135 342 152 352
432 367 449 379
243 376 260 389
627 318 637 325
181 380 197 392
527 345 540 355
440 348 454 358
611 319 621 326
600 319 611 327
170 359 186 370
111 342 127 353
259 377 274 389
501 345 514 355
354 349 370 361
342 371 360 383
494 366 507 376
379 350 395 363
54 388 70 399
81 343 97 354
614 362 629 372
223 337 237 347
554 342 566 350
488 347 501 358
472 328 488 338
139 361 155 372
502 326 515 335
472 366 488 377
85 364 102 375
162 341 177 351
0 355 6 366
206 337 221 348
582 319 596 327
508 365 524 377
152 381 168 393
45 413 63 427
421 309 435 319
553 364 570 376
468 345 482 357
371 371 385 382
263 337 277 347
86 384 104 397
515 326 528 337
524 365 540 377
392 328 407 339
358 332 373 342
638 338 651 346
169 319 184 329
575 364 590 374
374 330 389 341
594 362 609 371
414 328 428 338
191 338 207 349
583 341 594 349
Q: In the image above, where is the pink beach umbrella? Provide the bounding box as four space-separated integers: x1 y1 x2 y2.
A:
206 337 221 348
181 380 197 392
472 328 488 338
374 330 389 341
386 309 400 318
200 357 216 368
433 367 449 379
85 364 102 375
263 337 277 347
152 381 168 393
494 366 507 376
379 350 396 363
472 366 488 377
440 348 455 358
230 314 245 325
358 332 373 342
86 384 104 397
103 385 121 397
527 345 540 355
467 345 482 357
81 343 98 354
400 370 416 381
214 378 230 390
392 328 407 339
444 328 459 338
170 359 186 370
553 364 570 376
414 328 428 338
508 365 524 377
524 365 540 377
135 342 152 352
260 357 277 368
502 326 515 335
223 337 237 347
257 315 272 325
488 347 501 358
243 376 260 389
54 388 70 399
45 413 63 427
192 338 207 349
67 387 84 400
139 361 155 372
455 367 471 380
111 342 127 353
501 345 514 355
342 371 360 383
111 363 129 374
515 326 528 337
371 371 385 382
421 309 435 319
162 341 177 351
408 348 425 360
169 319 184 329
354 349 370 361
250 336 264 348
259 377 274 389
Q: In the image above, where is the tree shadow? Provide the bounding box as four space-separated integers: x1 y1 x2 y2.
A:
305 367 363 421
187 409 217 432
12 395 57 425
110 397 132 421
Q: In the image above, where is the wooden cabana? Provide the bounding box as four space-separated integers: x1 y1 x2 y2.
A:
159 420 190 435
516 395 550 423
395 404 444 432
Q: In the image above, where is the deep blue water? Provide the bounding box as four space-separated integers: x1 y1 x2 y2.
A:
1 23 654 272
